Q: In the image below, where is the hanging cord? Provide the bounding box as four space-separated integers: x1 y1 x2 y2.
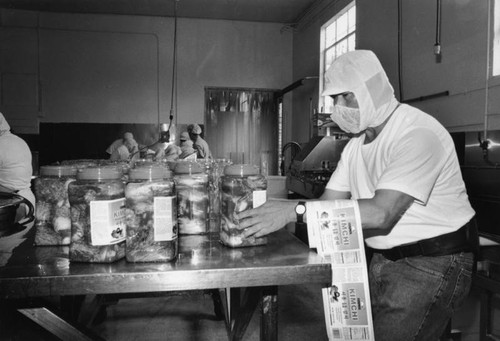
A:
167 0 179 137
479 0 494 165
434 0 442 62
397 0 404 101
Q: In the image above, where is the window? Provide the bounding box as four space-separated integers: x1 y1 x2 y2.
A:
319 2 356 113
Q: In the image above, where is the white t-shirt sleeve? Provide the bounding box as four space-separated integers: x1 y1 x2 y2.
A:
326 145 351 192
377 128 446 205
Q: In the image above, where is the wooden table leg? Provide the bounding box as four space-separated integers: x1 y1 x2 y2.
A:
260 286 278 341
230 287 261 341
227 286 278 341
18 307 105 341
60 295 86 322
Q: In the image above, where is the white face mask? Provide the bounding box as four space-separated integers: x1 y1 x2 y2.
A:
330 105 362 133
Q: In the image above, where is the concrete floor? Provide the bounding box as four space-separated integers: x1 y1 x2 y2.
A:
89 285 496 341
91 284 329 341
1 282 499 340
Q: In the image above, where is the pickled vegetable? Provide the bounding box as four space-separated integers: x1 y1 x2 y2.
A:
220 164 267 247
174 162 209 235
34 166 76 245
125 167 178 262
68 168 126 263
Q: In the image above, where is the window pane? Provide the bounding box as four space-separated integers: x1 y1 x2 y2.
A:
325 22 336 48
335 39 349 57
348 7 356 34
348 34 356 51
324 96 334 113
336 13 348 40
325 46 336 71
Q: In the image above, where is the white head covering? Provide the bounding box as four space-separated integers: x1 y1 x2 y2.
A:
322 50 399 131
0 112 11 136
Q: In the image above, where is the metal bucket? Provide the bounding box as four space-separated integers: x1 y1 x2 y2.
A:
0 192 34 236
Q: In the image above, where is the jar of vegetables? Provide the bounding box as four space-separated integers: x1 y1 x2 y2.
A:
220 164 267 247
197 159 232 232
173 161 209 235
124 166 178 262
68 167 126 263
33 165 77 245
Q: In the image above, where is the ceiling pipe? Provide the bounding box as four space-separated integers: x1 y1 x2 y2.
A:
278 76 319 97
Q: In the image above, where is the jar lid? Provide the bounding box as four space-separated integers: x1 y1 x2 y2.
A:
133 159 158 168
40 165 77 177
174 161 203 174
129 166 169 180
59 159 98 169
60 159 96 165
224 164 260 176
77 166 122 180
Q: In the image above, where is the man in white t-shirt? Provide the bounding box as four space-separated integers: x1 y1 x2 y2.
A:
236 50 477 340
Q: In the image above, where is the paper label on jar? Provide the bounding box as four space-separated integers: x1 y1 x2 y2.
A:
90 198 126 246
154 196 177 241
252 190 267 208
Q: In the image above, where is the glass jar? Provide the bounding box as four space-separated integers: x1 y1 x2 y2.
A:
204 159 232 231
173 161 209 235
220 164 267 247
99 160 131 182
68 167 126 263
33 165 77 245
124 166 178 262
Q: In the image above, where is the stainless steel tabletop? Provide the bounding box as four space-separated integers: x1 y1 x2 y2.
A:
0 229 332 299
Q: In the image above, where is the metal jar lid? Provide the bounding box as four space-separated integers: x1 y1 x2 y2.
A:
223 164 260 177
173 161 203 175
39 165 77 177
76 166 122 181
129 166 170 181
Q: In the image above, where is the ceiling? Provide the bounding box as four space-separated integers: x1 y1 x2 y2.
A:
0 0 319 24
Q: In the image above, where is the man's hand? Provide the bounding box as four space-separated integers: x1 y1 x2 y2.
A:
235 199 296 238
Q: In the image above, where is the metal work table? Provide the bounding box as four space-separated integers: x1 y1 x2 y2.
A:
0 227 332 340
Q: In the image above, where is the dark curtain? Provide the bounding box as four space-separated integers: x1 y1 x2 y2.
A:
205 87 279 175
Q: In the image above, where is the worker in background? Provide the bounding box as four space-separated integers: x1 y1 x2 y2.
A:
179 132 197 159
187 124 212 159
109 138 139 161
162 143 181 161
0 112 35 220
106 132 138 158
236 50 477 340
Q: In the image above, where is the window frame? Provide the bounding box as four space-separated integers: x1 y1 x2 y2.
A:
319 1 356 114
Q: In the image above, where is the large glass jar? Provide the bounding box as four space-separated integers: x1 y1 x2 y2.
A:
124 166 178 262
33 165 77 245
220 164 267 247
174 161 209 235
68 167 126 263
